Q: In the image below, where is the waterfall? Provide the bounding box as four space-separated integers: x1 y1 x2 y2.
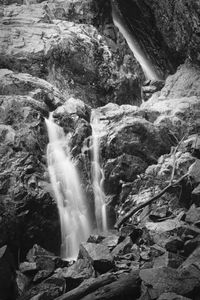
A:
91 111 108 232
45 113 91 260
112 3 161 81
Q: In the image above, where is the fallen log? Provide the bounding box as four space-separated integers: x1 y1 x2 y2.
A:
80 271 141 300
55 273 117 300
115 173 188 229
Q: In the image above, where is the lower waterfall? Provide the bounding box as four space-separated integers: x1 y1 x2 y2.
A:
91 111 108 232
45 113 91 260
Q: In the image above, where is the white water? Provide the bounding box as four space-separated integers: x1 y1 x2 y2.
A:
91 111 108 232
112 4 161 81
45 114 91 260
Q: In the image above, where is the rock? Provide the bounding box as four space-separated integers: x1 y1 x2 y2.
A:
16 271 30 296
188 159 200 183
78 243 114 273
104 154 147 194
149 205 169 221
101 234 120 250
184 235 200 256
18 275 66 300
185 204 200 223
0 245 17 300
19 262 37 275
56 258 95 289
26 244 54 262
33 269 54 284
158 293 192 300
140 266 200 298
87 235 105 244
111 236 133 257
153 252 184 269
179 245 200 272
164 237 184 253
35 256 55 272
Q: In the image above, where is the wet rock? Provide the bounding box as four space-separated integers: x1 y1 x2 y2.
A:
111 236 133 257
18 275 66 300
149 205 169 221
158 293 192 300
140 266 200 298
79 242 114 273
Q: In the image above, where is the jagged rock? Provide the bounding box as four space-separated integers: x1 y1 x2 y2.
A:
55 258 95 290
111 236 133 257
140 266 200 298
78 242 114 273
149 205 169 221
185 204 200 224
153 251 184 269
101 234 120 249
158 293 192 300
19 262 38 275
18 275 66 300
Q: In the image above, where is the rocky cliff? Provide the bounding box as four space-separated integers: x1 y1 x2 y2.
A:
1 0 200 300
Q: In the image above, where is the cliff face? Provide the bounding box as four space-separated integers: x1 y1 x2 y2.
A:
1 0 200 299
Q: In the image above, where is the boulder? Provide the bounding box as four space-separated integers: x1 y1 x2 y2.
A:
78 242 114 273
101 234 120 250
26 244 54 262
111 236 133 257
16 271 30 296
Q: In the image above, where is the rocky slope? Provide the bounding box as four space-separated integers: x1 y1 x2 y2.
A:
1 0 200 300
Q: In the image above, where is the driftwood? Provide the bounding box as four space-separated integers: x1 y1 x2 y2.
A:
55 273 117 300
80 271 140 300
115 173 188 229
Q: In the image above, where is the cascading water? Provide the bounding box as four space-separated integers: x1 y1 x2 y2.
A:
91 111 108 232
45 113 91 260
112 3 161 81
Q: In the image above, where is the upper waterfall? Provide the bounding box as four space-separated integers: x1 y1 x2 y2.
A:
112 3 161 81
45 113 91 260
